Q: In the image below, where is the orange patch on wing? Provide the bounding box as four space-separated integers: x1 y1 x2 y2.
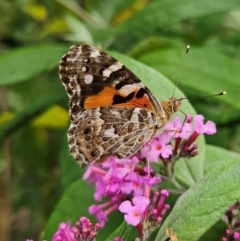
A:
130 95 153 110
84 86 118 109
84 86 153 110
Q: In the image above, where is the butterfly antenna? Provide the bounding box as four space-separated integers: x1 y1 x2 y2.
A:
172 45 190 98
205 91 227 98
177 91 226 102
178 91 226 113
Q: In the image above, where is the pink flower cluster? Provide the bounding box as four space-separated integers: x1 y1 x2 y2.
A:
222 201 240 241
222 230 240 241
26 217 99 241
84 156 170 239
83 115 216 237
84 156 163 228
141 115 216 162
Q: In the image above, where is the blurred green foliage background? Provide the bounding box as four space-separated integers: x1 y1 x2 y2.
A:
1 0 240 241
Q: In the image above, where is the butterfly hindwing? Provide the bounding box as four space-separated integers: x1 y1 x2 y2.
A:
68 107 158 167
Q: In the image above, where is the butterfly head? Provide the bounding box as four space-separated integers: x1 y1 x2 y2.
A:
169 97 182 113
160 97 182 118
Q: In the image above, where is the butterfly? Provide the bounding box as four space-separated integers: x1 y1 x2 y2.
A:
59 45 182 167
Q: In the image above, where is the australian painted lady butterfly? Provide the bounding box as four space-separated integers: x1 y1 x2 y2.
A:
59 45 182 167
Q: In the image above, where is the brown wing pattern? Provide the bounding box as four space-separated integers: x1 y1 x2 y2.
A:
68 107 159 167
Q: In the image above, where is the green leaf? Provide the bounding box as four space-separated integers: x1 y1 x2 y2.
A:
64 15 94 44
94 0 136 22
115 0 240 49
204 144 240 174
192 99 240 125
104 221 133 241
43 179 95 240
156 157 240 241
139 46 240 110
198 219 226 241
31 105 69 128
128 36 185 59
174 153 205 189
0 45 67 85
0 93 66 141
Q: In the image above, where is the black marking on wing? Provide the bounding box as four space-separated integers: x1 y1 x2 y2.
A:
109 66 140 84
112 92 135 105
136 88 147 98
115 81 130 90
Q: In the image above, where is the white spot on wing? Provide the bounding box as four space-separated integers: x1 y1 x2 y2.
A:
71 46 82 62
82 66 87 72
104 128 118 138
76 84 81 91
102 69 112 77
109 62 123 71
130 109 141 123
118 83 145 96
103 62 123 77
84 74 93 84
90 49 101 58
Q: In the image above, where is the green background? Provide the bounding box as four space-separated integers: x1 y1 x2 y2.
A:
1 1 240 241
